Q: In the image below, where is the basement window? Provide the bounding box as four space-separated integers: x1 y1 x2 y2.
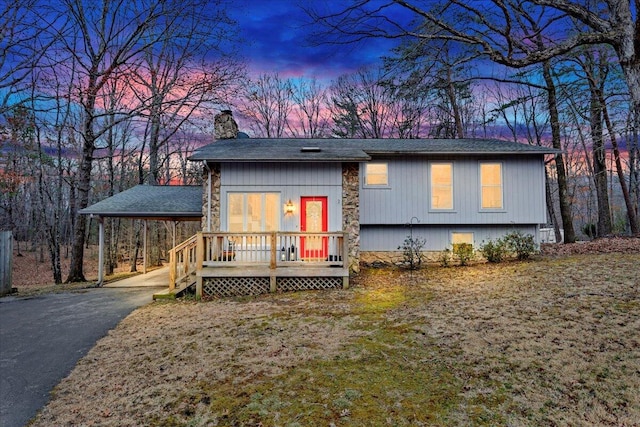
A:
451 232 474 252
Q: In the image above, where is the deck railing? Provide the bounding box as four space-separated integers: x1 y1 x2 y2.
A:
168 234 199 291
169 231 348 289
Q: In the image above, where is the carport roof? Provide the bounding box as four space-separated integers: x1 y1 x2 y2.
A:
80 185 202 221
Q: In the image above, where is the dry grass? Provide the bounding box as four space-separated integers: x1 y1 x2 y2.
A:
29 252 640 426
10 245 158 297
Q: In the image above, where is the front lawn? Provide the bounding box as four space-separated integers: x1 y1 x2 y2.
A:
31 253 639 426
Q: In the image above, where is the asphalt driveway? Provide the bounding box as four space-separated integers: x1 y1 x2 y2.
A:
0 280 162 427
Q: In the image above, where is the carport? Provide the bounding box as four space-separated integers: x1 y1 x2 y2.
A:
80 185 202 285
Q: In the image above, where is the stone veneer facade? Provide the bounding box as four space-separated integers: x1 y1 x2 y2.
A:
201 163 221 232
360 251 444 267
342 163 360 273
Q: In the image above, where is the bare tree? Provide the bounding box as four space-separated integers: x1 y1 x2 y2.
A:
309 1 640 127
31 0 241 282
289 77 331 137
0 0 56 113
384 30 478 138
568 48 613 236
240 73 294 138
329 68 396 138
129 1 243 185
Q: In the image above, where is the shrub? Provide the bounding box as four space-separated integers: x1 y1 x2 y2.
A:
438 248 452 267
453 243 474 266
503 231 537 260
479 238 507 263
397 235 426 270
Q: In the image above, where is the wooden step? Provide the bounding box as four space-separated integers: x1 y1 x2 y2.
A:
152 288 177 300
152 281 195 300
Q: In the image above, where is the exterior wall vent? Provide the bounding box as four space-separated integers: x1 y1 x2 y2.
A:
301 146 321 152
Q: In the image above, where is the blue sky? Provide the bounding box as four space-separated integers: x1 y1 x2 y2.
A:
229 0 406 81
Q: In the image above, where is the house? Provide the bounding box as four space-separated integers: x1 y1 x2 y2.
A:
83 130 559 299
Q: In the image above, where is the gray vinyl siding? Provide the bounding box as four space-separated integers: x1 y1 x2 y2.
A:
222 162 341 186
220 163 343 232
361 224 541 251
360 155 547 225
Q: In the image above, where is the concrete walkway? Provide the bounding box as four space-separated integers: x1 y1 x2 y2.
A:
104 265 170 288
0 270 166 427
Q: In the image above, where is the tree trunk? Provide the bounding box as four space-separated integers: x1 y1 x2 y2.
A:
601 92 639 234
66 90 98 282
130 221 140 273
589 88 612 236
445 67 464 138
543 61 576 243
66 154 91 282
545 169 562 243
148 101 161 185
630 111 640 234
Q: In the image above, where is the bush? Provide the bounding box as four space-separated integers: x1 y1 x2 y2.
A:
398 235 426 270
453 243 474 266
503 231 537 260
479 238 507 263
438 248 452 267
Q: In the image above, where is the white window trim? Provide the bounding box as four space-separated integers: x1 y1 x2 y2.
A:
429 161 455 211
479 161 505 211
363 162 390 188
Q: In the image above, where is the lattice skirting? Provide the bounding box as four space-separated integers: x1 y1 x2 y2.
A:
203 277 270 298
277 276 342 292
202 276 343 297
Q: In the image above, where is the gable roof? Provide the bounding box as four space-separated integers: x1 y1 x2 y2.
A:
188 138 560 162
80 185 202 220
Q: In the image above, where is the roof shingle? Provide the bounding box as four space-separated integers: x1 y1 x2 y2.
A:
188 138 560 162
80 185 202 220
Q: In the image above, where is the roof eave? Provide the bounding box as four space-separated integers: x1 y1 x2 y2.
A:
365 150 560 155
80 211 202 219
191 157 370 162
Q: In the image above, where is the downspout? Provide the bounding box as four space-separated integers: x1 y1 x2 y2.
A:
204 161 211 232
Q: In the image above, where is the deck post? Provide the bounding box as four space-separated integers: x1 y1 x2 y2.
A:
169 248 176 291
97 217 104 286
269 232 277 269
143 220 148 274
342 232 350 289
196 276 203 301
269 232 277 292
195 232 204 299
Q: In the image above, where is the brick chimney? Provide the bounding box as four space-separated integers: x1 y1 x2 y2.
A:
214 109 239 139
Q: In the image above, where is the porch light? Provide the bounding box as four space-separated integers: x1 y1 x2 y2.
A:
284 199 296 215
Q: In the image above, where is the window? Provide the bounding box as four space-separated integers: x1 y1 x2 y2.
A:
228 193 280 232
364 162 388 186
451 232 474 251
480 163 503 209
431 163 453 209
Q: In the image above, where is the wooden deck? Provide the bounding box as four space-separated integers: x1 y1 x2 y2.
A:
169 231 349 299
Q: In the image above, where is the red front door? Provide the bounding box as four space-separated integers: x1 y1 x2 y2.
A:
300 196 328 260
